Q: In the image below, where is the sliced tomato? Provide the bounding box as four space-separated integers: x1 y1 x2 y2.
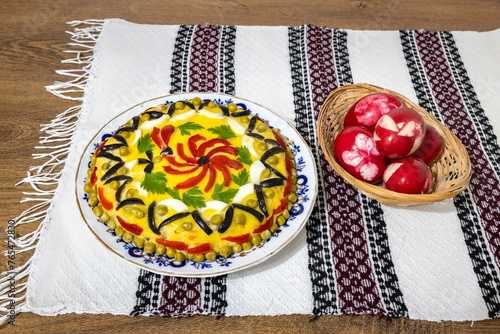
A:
175 164 209 189
211 160 231 186
197 138 232 156
161 125 175 147
152 127 166 150
164 155 196 167
90 166 98 186
284 175 292 196
98 186 113 210
117 216 143 236
186 243 212 254
163 165 200 175
155 238 188 251
206 146 238 158
204 164 216 192
188 134 206 157
94 138 109 155
272 130 287 150
222 233 250 244
177 143 199 164
253 216 273 233
210 155 243 170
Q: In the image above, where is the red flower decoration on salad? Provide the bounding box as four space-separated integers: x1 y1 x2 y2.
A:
163 134 243 191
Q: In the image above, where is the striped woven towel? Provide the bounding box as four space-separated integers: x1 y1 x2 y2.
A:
4 19 500 323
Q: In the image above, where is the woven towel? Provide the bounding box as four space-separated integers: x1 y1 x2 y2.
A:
3 19 500 323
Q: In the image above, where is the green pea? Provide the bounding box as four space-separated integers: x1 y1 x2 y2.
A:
86 168 94 176
260 230 272 240
282 210 290 219
246 199 257 208
101 162 110 170
194 254 205 263
240 116 250 124
192 97 202 106
84 183 94 193
287 201 293 211
121 131 130 139
125 119 133 126
88 194 98 206
175 102 185 110
267 156 278 165
287 193 297 203
228 103 237 112
205 251 217 261
153 155 163 164
156 244 166 255
101 212 110 222
210 214 224 225
262 169 271 178
207 101 216 108
242 242 252 250
270 224 279 233
232 244 243 253
119 147 129 156
219 245 232 258
174 252 186 262
140 113 150 122
276 215 286 226
291 185 297 193
166 248 176 258
257 123 267 132
257 142 268 152
107 218 117 229
135 210 145 219
109 180 119 190
181 222 193 231
234 214 246 225
123 232 134 243
90 155 97 163
126 189 136 199
133 237 145 248
291 174 297 183
251 235 262 246
264 189 275 198
89 161 96 168
144 242 155 254
156 205 168 216
117 167 129 175
115 225 124 236
156 103 167 111
93 205 103 217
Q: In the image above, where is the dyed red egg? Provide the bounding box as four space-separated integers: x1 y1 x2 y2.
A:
344 93 404 131
383 157 432 194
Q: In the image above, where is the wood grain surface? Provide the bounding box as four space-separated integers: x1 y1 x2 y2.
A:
1 0 499 333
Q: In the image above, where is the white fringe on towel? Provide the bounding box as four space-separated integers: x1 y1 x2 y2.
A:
0 19 104 325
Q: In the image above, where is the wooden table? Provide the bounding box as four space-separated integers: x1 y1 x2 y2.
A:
1 0 499 332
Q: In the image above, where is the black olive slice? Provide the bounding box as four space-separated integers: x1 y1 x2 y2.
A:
96 151 123 162
259 178 284 188
218 205 234 234
143 111 165 119
112 134 128 146
232 204 265 222
138 158 150 165
161 147 173 156
146 150 153 161
191 210 213 235
246 133 265 141
231 110 251 117
115 177 132 202
148 201 160 235
167 103 176 117
260 146 286 163
264 139 280 147
254 184 268 217
104 175 132 185
178 100 195 110
101 161 124 181
116 198 145 211
100 143 126 152
198 101 209 110
144 162 154 174
115 126 135 135
132 116 140 129
247 115 258 133
158 212 191 230
219 105 229 116
262 162 287 180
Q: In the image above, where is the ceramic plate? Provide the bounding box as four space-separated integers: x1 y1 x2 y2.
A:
76 92 317 277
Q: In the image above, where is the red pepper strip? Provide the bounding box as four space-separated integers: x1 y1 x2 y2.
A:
188 134 206 158
272 130 287 150
284 175 293 196
254 216 273 233
211 160 231 186
90 166 98 186
98 186 113 210
117 216 143 236
206 146 238 158
95 138 109 155
204 164 216 192
145 107 155 112
197 138 232 157
152 127 166 150
161 125 175 147
284 152 292 174
177 143 199 164
164 155 197 167
175 164 209 189
274 198 288 215
155 238 188 251
210 155 243 170
221 233 250 244
163 165 200 175
186 243 212 254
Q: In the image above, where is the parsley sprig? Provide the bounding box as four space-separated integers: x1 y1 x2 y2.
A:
177 122 204 136
232 169 249 186
137 133 155 154
211 183 238 203
141 172 167 195
207 125 236 140
236 146 253 165
166 186 206 209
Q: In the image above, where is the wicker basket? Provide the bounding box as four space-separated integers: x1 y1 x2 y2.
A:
317 83 471 206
